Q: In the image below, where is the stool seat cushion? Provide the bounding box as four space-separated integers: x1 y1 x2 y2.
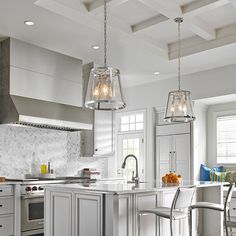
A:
138 207 188 220
190 202 225 211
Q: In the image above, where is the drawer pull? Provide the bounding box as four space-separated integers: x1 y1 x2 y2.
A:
0 190 3 192
233 208 236 210
0 205 3 207
0 225 2 227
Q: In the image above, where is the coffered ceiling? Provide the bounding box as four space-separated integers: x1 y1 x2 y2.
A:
1 0 236 87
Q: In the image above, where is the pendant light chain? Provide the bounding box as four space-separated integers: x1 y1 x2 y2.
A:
175 17 183 91
178 19 181 91
104 0 107 67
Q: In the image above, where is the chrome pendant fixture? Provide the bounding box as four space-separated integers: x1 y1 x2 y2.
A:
164 18 195 123
85 0 126 110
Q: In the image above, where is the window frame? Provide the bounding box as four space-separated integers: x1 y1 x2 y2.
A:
115 109 147 180
212 109 236 165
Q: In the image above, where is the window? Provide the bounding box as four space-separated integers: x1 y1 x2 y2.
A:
120 113 144 132
116 110 146 181
217 115 236 163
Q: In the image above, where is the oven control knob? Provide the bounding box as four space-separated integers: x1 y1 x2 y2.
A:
38 186 44 191
32 186 38 191
25 186 32 192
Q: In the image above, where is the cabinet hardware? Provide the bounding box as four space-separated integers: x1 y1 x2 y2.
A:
0 190 3 192
0 205 3 207
0 225 2 228
233 208 236 210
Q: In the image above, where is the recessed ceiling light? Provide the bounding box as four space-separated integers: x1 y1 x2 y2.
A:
154 71 160 75
92 45 100 50
24 20 35 26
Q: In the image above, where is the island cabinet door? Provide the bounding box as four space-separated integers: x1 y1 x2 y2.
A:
74 193 103 236
45 191 72 236
135 193 159 236
118 194 132 236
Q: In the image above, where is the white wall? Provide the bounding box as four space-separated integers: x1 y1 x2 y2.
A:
192 102 208 180
122 63 236 180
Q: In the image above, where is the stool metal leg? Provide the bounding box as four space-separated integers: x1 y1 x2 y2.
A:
170 217 173 236
189 209 192 236
138 213 141 236
224 210 229 236
228 209 233 236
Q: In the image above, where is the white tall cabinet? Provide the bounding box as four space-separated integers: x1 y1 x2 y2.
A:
156 123 191 181
93 110 115 157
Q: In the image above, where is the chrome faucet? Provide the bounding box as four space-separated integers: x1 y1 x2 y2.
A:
121 154 139 183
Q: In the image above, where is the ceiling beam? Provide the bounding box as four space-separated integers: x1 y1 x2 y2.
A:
168 23 236 59
182 0 229 16
85 0 129 13
185 17 216 40
131 15 168 33
137 0 221 40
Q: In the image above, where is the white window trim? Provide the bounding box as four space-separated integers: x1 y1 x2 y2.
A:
211 109 236 166
115 109 147 180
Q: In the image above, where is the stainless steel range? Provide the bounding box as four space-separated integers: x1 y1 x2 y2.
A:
8 177 91 236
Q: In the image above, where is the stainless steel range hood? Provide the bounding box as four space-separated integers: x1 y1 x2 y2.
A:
0 38 93 131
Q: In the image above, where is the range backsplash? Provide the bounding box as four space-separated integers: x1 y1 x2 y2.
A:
0 125 106 179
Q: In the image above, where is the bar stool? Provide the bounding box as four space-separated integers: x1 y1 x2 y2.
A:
189 183 235 236
138 186 196 236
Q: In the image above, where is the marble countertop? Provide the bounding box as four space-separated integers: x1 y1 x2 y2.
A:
45 180 227 194
0 181 21 185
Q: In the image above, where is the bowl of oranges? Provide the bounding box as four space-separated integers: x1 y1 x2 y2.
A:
162 173 182 185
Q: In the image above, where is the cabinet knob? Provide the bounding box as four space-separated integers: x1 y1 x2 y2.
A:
95 148 98 152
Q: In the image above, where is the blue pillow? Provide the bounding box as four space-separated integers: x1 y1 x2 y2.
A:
200 164 224 181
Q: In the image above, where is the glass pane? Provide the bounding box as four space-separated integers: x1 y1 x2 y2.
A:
130 124 135 131
29 202 44 220
136 113 143 122
128 139 133 147
134 138 139 148
123 139 128 149
130 115 135 123
136 123 143 130
121 116 129 124
121 124 129 132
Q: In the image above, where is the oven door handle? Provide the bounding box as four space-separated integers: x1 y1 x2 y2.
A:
21 194 44 199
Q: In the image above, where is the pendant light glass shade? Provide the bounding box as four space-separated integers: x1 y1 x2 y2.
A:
85 67 126 110
164 90 195 122
164 17 195 123
85 0 126 110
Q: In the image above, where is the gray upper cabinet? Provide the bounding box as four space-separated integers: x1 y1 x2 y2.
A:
7 38 83 107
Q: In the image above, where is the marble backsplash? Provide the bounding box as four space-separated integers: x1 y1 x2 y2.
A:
0 124 106 179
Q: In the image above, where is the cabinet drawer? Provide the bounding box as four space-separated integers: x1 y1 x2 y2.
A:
0 186 13 197
0 214 13 236
0 197 13 215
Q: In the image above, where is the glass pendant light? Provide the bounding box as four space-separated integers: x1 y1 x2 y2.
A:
85 0 126 110
164 18 195 123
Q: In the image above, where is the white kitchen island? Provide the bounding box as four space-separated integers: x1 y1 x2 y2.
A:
44 181 225 236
